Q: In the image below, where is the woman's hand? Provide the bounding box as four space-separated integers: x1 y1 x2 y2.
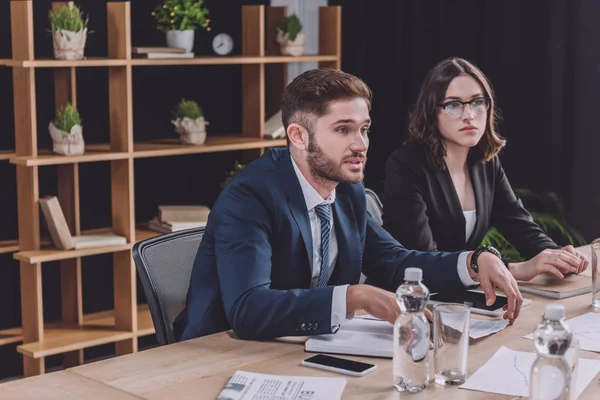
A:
508 247 588 282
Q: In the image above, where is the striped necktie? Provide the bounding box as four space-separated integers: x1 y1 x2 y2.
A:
315 203 331 288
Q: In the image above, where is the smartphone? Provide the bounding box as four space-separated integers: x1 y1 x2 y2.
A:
301 354 377 377
429 289 509 316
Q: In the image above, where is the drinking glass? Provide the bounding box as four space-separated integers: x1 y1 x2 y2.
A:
433 303 470 385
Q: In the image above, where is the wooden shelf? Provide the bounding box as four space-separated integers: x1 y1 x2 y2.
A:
0 327 22 346
0 150 15 161
5 55 338 69
6 57 129 68
133 136 286 159
129 54 338 66
10 144 129 166
17 305 154 358
14 243 131 264
0 239 19 254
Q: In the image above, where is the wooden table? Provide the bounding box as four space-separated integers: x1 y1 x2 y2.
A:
2 290 599 399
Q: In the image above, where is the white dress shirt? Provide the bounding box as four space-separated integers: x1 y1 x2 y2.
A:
290 156 477 331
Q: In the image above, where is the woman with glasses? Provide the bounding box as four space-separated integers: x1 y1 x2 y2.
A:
382 57 588 283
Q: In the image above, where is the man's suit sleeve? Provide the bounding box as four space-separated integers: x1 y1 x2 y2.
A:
214 180 336 340
363 216 467 294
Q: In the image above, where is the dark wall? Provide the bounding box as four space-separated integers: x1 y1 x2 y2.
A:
330 0 600 243
0 0 267 380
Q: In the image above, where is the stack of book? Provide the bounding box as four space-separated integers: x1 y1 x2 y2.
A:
132 46 194 59
147 205 209 234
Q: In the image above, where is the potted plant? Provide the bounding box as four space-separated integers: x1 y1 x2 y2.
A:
171 99 209 145
48 3 89 60
48 104 85 156
152 0 211 53
276 13 304 56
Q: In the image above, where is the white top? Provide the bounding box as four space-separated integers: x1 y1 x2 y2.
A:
463 210 477 242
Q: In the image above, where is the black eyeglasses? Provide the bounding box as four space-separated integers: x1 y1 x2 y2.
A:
438 97 490 118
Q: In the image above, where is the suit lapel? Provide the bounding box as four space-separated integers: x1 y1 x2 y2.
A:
434 168 466 246
331 192 362 285
466 162 486 248
280 152 313 273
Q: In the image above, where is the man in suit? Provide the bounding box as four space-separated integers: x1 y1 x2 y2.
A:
177 68 523 342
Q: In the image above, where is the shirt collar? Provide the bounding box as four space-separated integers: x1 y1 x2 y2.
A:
290 155 336 211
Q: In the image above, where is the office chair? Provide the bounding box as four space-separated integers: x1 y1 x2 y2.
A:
365 187 384 227
132 227 205 345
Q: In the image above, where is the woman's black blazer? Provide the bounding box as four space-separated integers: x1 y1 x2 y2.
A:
382 140 559 259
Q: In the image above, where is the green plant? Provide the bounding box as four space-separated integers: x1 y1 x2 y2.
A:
220 161 245 188
278 14 303 41
152 0 210 32
481 188 586 261
48 3 88 32
54 104 82 135
173 99 203 120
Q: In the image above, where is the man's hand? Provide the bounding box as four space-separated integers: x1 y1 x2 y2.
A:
469 252 523 325
509 247 587 281
346 285 400 324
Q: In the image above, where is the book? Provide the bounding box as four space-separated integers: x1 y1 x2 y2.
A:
517 272 592 299
158 205 210 222
39 196 75 250
132 46 185 54
72 233 127 249
147 217 207 234
144 52 195 59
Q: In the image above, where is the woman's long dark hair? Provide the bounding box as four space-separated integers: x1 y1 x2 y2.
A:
407 57 506 170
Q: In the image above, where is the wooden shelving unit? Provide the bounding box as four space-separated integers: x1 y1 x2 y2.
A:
6 0 341 377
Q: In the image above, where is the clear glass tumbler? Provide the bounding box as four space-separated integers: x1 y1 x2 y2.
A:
592 239 600 309
433 303 471 385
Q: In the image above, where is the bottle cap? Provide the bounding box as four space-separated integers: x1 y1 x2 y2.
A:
404 267 422 282
544 304 565 320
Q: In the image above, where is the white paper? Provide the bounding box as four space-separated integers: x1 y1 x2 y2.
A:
216 371 346 400
356 314 509 339
523 312 600 352
459 346 600 398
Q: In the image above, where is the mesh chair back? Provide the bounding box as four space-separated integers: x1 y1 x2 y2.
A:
365 188 384 226
132 227 205 345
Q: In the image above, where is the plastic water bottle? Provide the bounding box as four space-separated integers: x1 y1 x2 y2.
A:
393 267 430 392
529 304 573 400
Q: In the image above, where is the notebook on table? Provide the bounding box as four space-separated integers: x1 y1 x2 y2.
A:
517 272 592 299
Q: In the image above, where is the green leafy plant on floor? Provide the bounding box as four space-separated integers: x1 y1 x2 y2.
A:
278 13 303 41
152 0 211 32
220 160 245 188
54 104 82 136
173 99 203 120
48 3 88 33
481 188 586 261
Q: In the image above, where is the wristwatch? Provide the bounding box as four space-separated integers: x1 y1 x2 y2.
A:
470 245 502 274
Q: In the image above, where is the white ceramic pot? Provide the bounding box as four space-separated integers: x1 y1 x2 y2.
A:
48 122 85 155
166 30 195 53
276 29 305 56
171 117 208 145
52 28 87 60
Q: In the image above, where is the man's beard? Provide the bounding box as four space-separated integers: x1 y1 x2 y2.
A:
306 133 366 185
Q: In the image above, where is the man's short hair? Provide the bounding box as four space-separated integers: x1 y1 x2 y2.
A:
281 69 373 145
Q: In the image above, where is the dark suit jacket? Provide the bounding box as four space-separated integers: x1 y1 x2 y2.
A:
382 140 559 258
177 148 466 342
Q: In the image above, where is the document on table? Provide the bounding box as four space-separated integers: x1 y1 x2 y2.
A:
459 346 600 398
441 313 510 339
216 371 346 400
523 312 600 352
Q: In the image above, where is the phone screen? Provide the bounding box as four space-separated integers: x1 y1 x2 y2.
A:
303 354 374 373
430 290 508 310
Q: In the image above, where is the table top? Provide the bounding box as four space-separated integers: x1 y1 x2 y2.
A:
2 244 599 399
